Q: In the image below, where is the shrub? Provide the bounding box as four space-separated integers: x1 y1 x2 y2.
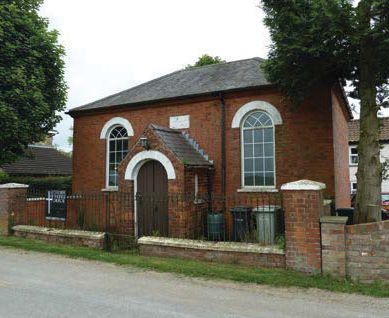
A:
0 174 72 192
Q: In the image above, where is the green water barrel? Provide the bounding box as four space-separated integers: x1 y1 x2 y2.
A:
207 212 224 241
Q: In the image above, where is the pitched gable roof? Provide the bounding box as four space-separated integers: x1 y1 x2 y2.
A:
348 117 389 143
150 125 213 167
69 58 270 114
1 145 72 176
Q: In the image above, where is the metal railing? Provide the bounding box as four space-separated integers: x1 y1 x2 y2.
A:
10 190 285 250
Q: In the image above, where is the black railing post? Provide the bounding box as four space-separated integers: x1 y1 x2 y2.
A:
104 192 111 251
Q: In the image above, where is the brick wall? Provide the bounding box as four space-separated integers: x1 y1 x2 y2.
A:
321 216 348 278
140 244 286 268
71 87 350 206
139 237 286 269
331 88 351 208
321 218 389 283
346 220 389 283
0 184 29 235
13 225 105 249
282 181 325 274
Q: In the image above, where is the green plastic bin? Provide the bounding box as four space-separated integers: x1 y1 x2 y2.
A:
207 212 224 241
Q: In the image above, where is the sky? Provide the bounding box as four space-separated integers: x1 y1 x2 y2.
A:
40 0 270 151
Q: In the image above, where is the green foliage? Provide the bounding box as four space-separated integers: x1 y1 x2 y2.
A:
0 175 72 191
67 126 73 146
261 0 389 222
186 54 226 69
276 234 286 250
261 0 389 105
0 0 67 164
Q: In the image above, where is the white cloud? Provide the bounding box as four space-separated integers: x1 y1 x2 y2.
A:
40 0 271 150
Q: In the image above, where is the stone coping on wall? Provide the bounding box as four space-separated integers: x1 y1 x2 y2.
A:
345 219 389 234
0 183 29 189
138 236 284 255
320 216 348 224
12 225 105 240
281 179 326 191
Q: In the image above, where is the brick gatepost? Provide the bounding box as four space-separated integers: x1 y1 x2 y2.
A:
281 180 326 274
0 183 29 235
320 216 348 279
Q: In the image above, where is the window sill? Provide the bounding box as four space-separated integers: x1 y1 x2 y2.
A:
45 217 66 221
194 199 205 205
101 187 118 192
237 187 278 193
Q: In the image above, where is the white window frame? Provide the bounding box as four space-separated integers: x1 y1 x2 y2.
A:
105 125 129 189
350 181 357 194
349 146 358 166
240 111 276 190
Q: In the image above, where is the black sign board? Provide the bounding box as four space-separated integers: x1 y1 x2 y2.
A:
46 190 67 220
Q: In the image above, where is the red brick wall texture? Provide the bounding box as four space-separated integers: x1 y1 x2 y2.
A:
322 218 389 283
71 86 351 207
140 244 286 269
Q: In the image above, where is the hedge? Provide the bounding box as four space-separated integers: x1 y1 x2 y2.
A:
0 174 72 192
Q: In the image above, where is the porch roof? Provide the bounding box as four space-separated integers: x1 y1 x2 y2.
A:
150 125 213 167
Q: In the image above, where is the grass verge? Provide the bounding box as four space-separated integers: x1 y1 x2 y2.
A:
0 235 388 298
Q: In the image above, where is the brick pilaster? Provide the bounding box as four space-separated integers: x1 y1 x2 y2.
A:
281 180 325 274
0 183 29 235
320 216 348 279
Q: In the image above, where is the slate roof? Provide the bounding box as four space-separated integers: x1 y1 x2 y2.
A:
150 125 213 167
69 58 270 114
348 117 389 143
1 145 72 176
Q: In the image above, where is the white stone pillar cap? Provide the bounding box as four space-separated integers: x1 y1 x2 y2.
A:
281 179 326 191
0 183 29 189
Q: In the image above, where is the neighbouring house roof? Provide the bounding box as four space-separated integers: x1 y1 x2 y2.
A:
348 117 389 143
150 124 213 167
69 58 270 114
0 145 72 176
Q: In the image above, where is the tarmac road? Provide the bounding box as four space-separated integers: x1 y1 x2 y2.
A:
0 247 388 318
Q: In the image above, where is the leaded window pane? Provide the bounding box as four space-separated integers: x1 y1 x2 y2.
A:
253 129 263 143
244 144 253 158
244 159 254 172
264 173 274 186
264 143 273 156
244 173 254 186
243 130 253 143
254 172 265 186
263 128 273 142
242 111 275 187
107 125 129 187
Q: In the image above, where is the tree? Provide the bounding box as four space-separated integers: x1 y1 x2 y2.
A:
261 0 389 223
0 0 67 164
67 126 73 146
186 54 226 69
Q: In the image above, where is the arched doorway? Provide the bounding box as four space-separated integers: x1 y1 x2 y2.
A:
136 160 168 237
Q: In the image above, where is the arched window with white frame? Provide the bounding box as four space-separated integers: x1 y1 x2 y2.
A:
241 111 275 187
107 126 129 187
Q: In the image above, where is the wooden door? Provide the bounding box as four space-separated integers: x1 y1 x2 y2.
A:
137 160 168 237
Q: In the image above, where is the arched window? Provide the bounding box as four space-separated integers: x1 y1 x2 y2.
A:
241 111 275 187
107 126 129 187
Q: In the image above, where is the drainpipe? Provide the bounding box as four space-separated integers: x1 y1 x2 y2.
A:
207 169 213 213
219 93 226 213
